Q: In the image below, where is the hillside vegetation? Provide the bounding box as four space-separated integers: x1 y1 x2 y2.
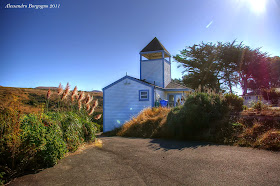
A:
109 92 280 151
0 85 103 184
0 86 103 114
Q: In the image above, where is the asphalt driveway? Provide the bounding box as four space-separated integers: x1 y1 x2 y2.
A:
8 136 280 186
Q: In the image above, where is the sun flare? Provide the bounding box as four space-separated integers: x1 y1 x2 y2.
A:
247 0 267 13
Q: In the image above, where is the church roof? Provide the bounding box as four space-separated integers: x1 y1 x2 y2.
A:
140 37 171 57
165 82 191 90
103 75 192 91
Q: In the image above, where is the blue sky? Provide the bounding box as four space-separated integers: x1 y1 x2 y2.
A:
0 0 279 92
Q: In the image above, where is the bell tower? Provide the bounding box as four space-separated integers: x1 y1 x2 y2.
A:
140 37 171 88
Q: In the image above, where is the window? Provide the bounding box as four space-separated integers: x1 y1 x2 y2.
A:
139 90 149 101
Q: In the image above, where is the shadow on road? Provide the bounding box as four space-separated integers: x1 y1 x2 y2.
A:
148 138 220 151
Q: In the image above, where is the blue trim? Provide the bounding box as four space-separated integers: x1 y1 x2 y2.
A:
102 89 105 132
169 57 171 78
151 86 154 107
141 58 164 62
103 75 154 90
163 50 171 57
155 87 164 91
139 90 149 101
164 59 171 65
140 50 171 57
165 88 192 91
140 54 142 80
140 50 165 55
162 51 165 88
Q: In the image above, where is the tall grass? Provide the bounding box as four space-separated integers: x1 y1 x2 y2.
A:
0 83 102 184
237 119 280 150
116 107 170 138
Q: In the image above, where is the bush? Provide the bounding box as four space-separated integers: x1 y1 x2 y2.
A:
114 92 231 142
0 83 102 183
22 113 68 167
83 121 97 142
224 93 244 112
262 88 280 106
166 92 229 140
41 119 67 166
60 112 83 152
252 101 266 111
0 110 98 183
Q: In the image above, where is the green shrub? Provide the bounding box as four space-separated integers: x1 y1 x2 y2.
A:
224 93 244 112
252 101 265 111
166 92 229 140
60 112 84 152
41 120 67 166
262 88 280 106
21 113 67 168
83 121 97 142
0 83 102 183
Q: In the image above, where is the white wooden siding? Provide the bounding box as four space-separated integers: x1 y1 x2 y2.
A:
103 77 152 132
164 61 171 88
141 59 163 87
154 88 166 100
243 95 269 107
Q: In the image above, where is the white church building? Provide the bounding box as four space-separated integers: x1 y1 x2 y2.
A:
103 37 191 132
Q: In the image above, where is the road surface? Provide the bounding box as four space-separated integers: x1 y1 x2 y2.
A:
9 136 280 185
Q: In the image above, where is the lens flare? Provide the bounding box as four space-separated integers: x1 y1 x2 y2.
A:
248 0 267 13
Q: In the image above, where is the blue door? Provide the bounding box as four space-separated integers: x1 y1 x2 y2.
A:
167 93 182 107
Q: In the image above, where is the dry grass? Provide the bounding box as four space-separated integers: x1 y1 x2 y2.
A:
255 130 280 150
242 107 280 117
237 119 280 151
116 107 170 138
0 86 103 114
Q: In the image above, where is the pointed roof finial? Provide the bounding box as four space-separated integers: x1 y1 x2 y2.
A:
141 37 170 56
140 37 170 60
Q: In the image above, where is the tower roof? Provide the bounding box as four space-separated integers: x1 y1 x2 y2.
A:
140 37 171 59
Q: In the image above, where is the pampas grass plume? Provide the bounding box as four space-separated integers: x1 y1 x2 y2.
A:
94 114 102 120
85 94 93 105
93 99 98 109
78 91 85 102
71 86 78 102
86 104 91 111
46 88 51 100
62 82 70 100
57 83 63 95
88 107 95 116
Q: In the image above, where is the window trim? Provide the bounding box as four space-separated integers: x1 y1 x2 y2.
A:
139 90 149 101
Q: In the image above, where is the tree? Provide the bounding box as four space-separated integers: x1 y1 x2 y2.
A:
171 78 184 85
268 56 280 88
232 46 269 95
174 40 276 95
261 88 280 105
173 42 221 91
218 40 242 93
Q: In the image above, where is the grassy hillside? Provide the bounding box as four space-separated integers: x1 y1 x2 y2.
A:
0 86 103 114
0 86 103 183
